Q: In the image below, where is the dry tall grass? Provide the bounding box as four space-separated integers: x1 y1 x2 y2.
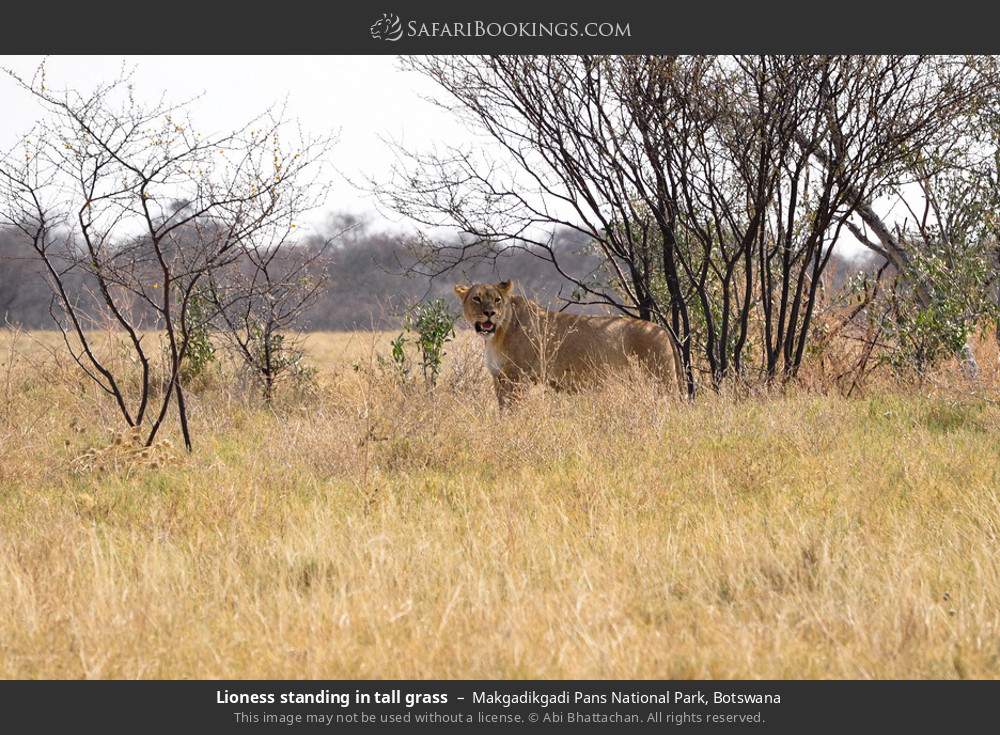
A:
2 328 1000 679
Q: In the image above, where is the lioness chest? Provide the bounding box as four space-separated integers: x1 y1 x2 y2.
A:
483 339 503 377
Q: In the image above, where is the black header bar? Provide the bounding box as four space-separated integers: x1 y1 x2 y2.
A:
4 1 1000 54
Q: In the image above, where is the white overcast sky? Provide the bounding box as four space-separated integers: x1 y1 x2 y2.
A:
0 54 871 254
0 55 470 233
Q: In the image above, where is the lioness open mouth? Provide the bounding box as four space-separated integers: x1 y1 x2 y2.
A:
475 320 496 335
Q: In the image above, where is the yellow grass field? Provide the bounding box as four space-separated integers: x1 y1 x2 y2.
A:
2 328 1000 679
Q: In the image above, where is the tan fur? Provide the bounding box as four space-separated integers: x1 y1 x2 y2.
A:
454 281 686 407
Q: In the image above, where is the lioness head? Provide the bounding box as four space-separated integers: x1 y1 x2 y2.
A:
454 281 514 338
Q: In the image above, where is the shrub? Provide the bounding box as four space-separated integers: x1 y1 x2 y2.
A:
242 326 317 401
882 246 999 374
380 299 457 387
179 290 217 386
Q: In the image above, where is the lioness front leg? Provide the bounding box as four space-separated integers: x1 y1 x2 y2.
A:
493 375 517 409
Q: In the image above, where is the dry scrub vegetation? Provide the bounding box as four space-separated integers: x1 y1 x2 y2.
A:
2 328 1000 679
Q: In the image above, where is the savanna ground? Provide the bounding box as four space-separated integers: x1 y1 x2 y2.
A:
2 326 1000 679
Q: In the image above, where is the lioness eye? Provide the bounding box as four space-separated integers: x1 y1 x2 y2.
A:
472 296 481 303
494 298 500 304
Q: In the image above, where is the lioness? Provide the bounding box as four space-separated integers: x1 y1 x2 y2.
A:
454 280 685 406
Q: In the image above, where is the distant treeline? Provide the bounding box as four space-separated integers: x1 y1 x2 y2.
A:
0 213 876 332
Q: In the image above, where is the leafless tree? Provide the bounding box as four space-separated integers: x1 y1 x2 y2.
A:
379 55 996 393
0 64 333 448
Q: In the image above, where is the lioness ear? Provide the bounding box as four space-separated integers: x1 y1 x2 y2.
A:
453 284 470 300
497 280 513 296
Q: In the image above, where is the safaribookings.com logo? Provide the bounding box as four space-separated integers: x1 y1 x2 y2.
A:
369 13 631 42
370 13 404 41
